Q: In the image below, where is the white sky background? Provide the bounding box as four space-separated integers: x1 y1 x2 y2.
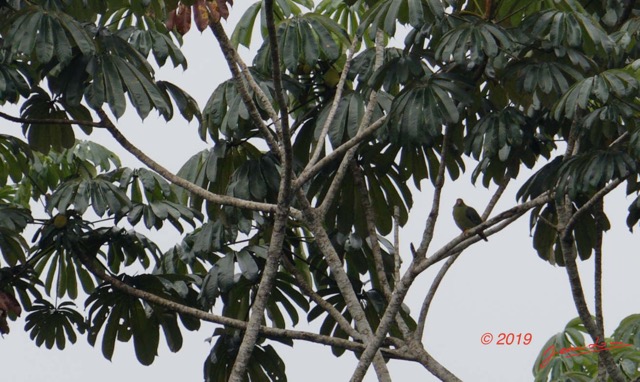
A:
2 2 640 381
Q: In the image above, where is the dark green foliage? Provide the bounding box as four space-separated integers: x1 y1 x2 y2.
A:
3 0 640 380
534 316 640 381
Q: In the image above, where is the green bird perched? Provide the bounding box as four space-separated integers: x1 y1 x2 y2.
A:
453 198 488 241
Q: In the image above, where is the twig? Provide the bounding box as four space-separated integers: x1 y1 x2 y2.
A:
293 115 387 190
0 110 106 127
413 126 452 258
351 162 393 300
307 37 359 168
393 206 401 285
414 252 460 341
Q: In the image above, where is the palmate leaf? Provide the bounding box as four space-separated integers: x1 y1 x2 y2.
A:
503 58 586 110
533 316 640 381
24 300 85 350
465 107 555 186
196 246 260 305
117 22 187 70
556 150 636 201
357 0 444 40
47 175 132 217
530 200 608 266
273 13 350 74
386 72 471 147
0 60 31 104
308 147 412 236
201 69 277 141
315 0 368 39
520 9 614 57
229 0 314 49
4 6 95 65
174 142 259 217
533 317 597 380
0 204 32 266
553 69 640 120
32 244 96 299
20 91 77 154
435 15 514 67
349 47 426 93
114 167 204 232
226 153 281 205
204 332 288 382
0 134 32 187
86 279 160 365
85 272 199 364
266 272 309 328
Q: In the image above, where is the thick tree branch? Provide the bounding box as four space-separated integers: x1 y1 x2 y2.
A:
208 21 283 159
554 121 625 382
350 261 425 382
297 192 392 381
228 2 295 379
98 110 302 219
72 244 415 359
594 200 607 381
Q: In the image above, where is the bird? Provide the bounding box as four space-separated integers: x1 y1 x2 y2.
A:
453 198 488 241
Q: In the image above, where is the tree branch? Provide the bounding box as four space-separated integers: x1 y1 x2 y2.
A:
228 2 295 378
393 206 401 287
421 191 553 269
414 252 459 341
307 37 359 168
594 199 606 381
413 178 510 339
293 115 387 190
413 126 452 258
281 257 363 342
411 343 463 382
563 177 627 235
208 21 283 159
556 195 625 382
316 30 385 218
72 242 414 359
296 191 392 381
98 110 302 219
0 110 106 127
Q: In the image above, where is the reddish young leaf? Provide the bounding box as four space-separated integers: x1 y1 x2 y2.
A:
193 0 210 32
215 0 232 20
167 2 192 35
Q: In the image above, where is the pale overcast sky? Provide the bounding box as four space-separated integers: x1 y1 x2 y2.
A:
2 2 640 381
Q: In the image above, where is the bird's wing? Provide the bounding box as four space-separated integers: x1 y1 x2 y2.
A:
466 206 483 225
